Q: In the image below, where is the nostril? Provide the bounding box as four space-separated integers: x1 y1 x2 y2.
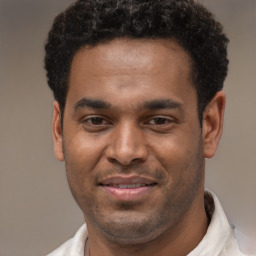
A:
107 157 120 165
131 158 145 164
107 156 146 167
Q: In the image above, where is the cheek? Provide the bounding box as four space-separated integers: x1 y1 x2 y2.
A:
149 131 202 177
63 134 104 195
63 135 102 209
64 132 107 169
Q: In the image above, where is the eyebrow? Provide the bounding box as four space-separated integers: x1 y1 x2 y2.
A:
74 98 111 110
143 99 182 110
74 97 182 111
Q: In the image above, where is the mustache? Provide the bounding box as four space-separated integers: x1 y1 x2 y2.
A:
94 165 166 184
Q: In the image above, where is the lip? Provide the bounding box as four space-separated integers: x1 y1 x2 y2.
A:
100 175 157 185
99 175 157 201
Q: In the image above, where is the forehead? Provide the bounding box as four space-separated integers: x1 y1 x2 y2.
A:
71 38 192 78
67 38 196 110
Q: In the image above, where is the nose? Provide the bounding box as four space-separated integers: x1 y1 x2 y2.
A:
105 122 148 166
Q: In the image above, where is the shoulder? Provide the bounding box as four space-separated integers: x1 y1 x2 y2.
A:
234 229 256 256
46 224 88 256
46 238 73 256
205 191 255 256
188 191 254 256
220 229 256 256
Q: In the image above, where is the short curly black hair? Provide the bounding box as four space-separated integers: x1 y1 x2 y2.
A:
45 0 229 123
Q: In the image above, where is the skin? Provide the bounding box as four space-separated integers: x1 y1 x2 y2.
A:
52 39 225 256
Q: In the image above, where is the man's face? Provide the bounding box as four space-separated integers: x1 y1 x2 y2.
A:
54 39 206 244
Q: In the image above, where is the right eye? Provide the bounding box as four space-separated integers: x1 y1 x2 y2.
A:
87 117 105 125
82 116 112 132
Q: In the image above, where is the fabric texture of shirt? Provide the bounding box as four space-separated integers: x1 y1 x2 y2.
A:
47 191 254 256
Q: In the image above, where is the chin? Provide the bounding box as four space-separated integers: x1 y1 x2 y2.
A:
90 210 175 246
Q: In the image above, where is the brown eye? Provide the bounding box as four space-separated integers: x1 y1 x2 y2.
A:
82 116 112 132
149 117 169 125
145 116 175 133
89 117 105 125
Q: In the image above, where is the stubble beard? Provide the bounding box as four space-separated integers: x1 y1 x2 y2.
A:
64 139 205 246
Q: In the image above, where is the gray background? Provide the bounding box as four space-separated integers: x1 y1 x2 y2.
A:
0 0 255 255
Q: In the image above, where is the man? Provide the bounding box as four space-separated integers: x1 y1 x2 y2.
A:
44 0 250 255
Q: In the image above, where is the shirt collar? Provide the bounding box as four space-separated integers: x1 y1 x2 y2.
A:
188 190 233 255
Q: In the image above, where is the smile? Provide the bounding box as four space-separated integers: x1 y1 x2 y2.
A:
99 175 157 201
104 183 152 189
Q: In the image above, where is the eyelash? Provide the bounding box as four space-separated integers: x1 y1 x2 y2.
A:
82 115 175 132
83 116 111 126
147 117 173 125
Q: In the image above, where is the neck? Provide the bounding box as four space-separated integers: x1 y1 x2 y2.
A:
85 191 209 256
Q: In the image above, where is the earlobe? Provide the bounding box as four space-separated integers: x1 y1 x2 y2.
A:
52 101 64 161
202 91 226 159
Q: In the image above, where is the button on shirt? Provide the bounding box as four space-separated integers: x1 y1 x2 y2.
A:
47 192 253 256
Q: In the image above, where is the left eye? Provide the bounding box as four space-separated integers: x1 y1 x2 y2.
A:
148 117 170 125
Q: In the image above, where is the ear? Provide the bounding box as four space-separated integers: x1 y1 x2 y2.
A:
52 101 64 161
202 91 226 158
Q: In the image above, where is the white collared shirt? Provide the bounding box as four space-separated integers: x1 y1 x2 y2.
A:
47 192 254 256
